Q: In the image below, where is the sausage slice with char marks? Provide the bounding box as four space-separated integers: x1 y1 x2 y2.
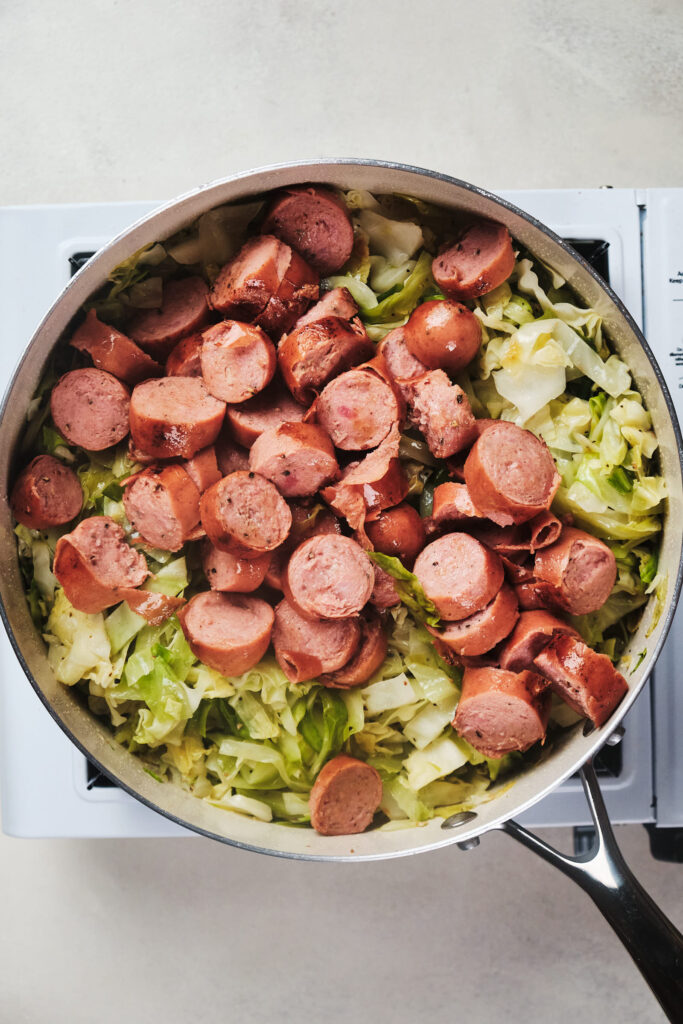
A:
128 277 210 359
278 315 373 405
310 754 382 836
533 634 628 727
499 610 581 673
165 331 204 377
429 584 519 657
51 368 130 451
453 666 551 758
123 465 200 552
130 377 226 459
403 299 481 373
413 533 504 621
10 455 83 529
379 327 429 401
225 380 306 448
464 421 560 526
272 598 361 683
320 614 388 688
178 591 274 676
202 541 271 593
315 368 400 451
200 320 276 403
53 516 149 614
200 470 292 555
71 309 162 385
533 526 617 615
406 370 477 459
284 534 374 620
263 187 354 275
433 221 516 301
294 286 358 328
249 421 338 497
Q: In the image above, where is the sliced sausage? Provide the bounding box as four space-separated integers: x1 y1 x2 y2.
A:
533 634 628 727
433 220 516 301
365 503 426 568
403 299 481 373
248 422 338 497
473 512 563 557
178 591 274 676
123 590 185 626
265 505 341 590
413 533 504 621
129 377 226 459
320 425 406 532
464 421 560 527
215 435 250 475
51 368 130 451
320 614 388 688
278 316 373 405
262 187 354 275
499 610 581 673
123 465 200 552
431 482 483 525
182 446 222 493
370 563 402 610
10 455 82 529
284 534 374 620
272 598 361 683
379 327 429 401
515 582 552 611
200 320 276 403
429 584 519 657
71 309 162 385
128 277 210 359
200 470 292 555
295 286 358 328
53 516 149 614
165 331 203 377
225 380 306 448
500 554 535 585
208 234 318 337
315 368 400 451
310 753 382 836
453 666 551 758
407 370 477 459
202 541 271 593
533 526 617 615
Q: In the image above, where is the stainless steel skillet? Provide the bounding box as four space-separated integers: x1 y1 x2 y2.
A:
0 161 681 1017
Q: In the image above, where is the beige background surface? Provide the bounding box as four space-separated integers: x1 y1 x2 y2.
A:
1 1 683 1022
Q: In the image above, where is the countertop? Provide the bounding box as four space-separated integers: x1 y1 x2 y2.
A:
1 1 682 1021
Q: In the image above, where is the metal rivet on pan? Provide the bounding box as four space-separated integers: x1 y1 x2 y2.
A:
583 720 596 737
457 837 480 851
605 725 625 746
441 810 478 830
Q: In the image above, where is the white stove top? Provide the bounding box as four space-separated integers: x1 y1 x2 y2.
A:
1 188 682 837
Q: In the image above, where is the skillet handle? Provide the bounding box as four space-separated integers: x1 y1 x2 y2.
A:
502 761 683 1022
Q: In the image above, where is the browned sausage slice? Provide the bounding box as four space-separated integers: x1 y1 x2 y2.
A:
403 299 481 373
464 421 560 527
514 582 552 611
178 591 274 676
309 754 382 835
407 370 477 459
533 526 617 615
278 316 373 405
294 286 358 328
165 331 204 377
320 614 387 688
433 220 516 301
431 482 483 525
51 368 130 451
320 425 406 533
248 422 338 497
201 320 276 403
123 465 200 551
472 512 563 557
379 327 429 401
413 533 504 621
202 541 271 593
284 534 374 620
429 584 519 657
265 505 342 590
10 455 82 529
209 235 318 337
315 368 400 451
533 634 628 727
130 377 226 459
215 435 250 475
225 380 306 448
71 309 162 385
453 666 551 758
53 516 149 613
182 446 222 493
200 470 292 554
272 598 361 682
128 277 210 359
123 590 185 626
365 503 426 567
499 610 581 673
370 563 401 610
263 187 354 275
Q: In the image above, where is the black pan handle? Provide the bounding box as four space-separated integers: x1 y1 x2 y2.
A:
502 761 683 1021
